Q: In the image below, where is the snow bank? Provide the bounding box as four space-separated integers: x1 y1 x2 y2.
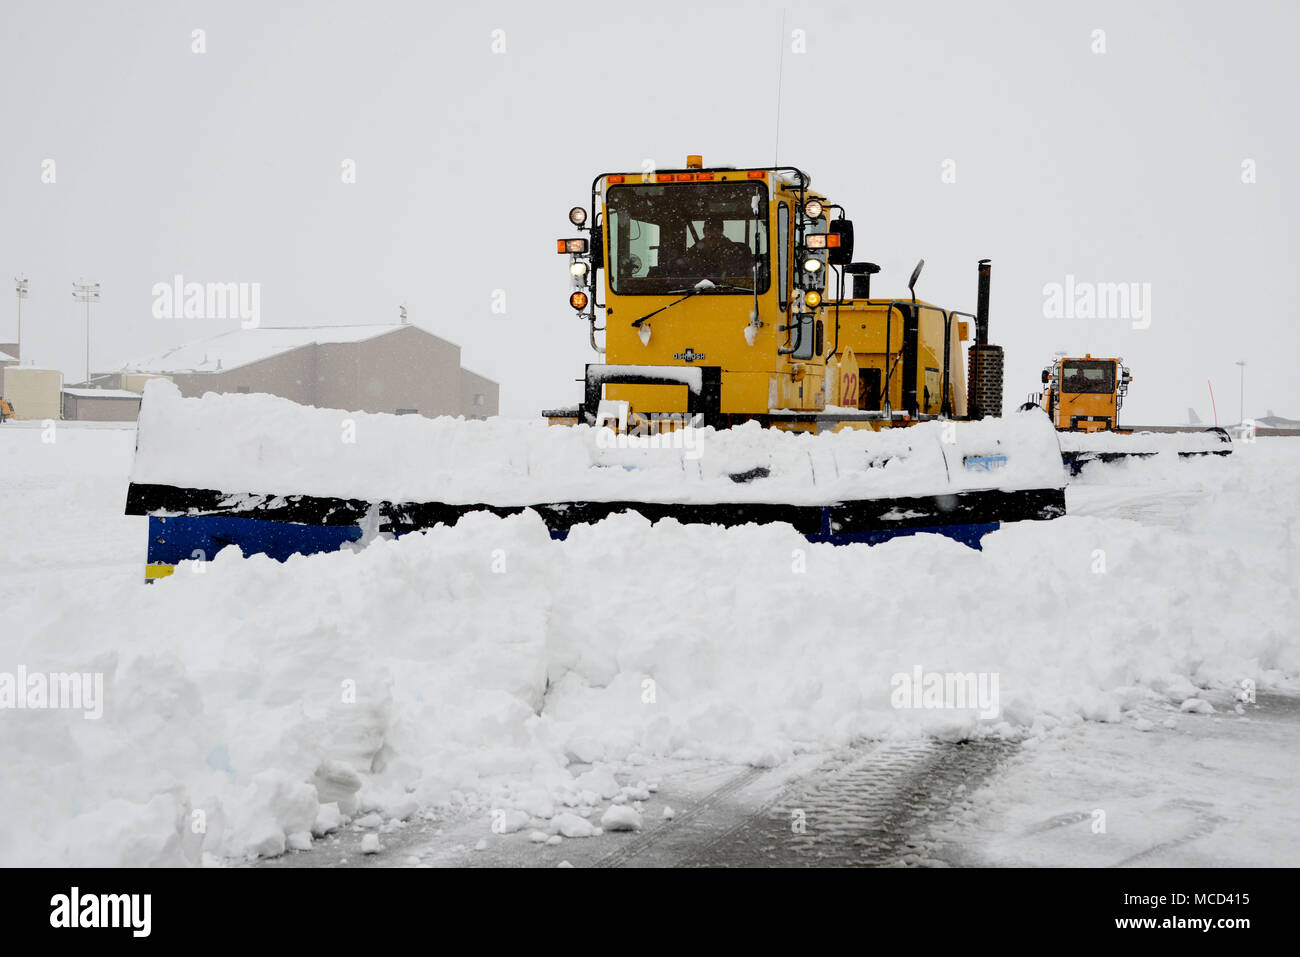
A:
3 426 1297 867
130 381 1065 505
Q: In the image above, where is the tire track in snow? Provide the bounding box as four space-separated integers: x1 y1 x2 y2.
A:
684 739 1016 867
594 765 767 868
597 738 1015 868
1112 800 1226 868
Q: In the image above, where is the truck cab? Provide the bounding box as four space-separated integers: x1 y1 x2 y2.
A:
1031 354 1131 432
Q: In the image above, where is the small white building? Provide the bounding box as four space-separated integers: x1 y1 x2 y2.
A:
2 367 64 420
62 388 143 421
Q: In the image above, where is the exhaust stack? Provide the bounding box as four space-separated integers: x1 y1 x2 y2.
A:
967 259 1004 419
975 258 991 345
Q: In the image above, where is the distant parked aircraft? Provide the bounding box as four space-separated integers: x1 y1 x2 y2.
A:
1255 409 1300 429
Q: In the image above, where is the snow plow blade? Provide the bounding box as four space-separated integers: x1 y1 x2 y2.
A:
1058 427 1233 476
126 383 1067 575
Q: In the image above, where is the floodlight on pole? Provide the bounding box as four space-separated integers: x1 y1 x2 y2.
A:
14 277 27 360
1234 360 1246 426
73 281 101 386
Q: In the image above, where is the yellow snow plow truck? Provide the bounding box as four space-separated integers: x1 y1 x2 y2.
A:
125 156 1068 578
545 156 1007 432
1022 353 1232 474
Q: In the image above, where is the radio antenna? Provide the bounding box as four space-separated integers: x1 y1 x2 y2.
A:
773 9 786 166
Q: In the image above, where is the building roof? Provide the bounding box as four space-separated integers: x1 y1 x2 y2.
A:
0 351 16 363
64 388 142 399
120 324 432 374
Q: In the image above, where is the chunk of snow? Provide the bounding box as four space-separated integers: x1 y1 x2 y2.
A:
513 788 555 819
553 813 597 838
312 761 363 816
385 798 419 822
312 803 343 837
574 768 621 800
600 806 643 831
360 833 382 854
494 809 531 834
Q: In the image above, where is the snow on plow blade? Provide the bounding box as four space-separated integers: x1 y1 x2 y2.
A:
1057 428 1234 476
126 383 1067 575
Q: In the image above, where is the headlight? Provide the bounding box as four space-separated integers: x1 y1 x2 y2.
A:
570 261 589 278
568 206 587 226
803 200 823 219
804 290 822 308
802 257 822 273
569 291 589 310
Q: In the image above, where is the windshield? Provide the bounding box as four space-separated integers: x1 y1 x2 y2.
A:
1060 359 1115 394
607 182 770 295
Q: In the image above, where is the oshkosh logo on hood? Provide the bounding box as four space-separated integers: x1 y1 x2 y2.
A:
673 349 705 362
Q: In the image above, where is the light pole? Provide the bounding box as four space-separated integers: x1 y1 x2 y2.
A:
73 281 100 386
14 277 27 359
1235 360 1246 425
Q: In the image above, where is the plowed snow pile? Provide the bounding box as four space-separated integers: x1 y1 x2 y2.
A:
130 381 1065 502
1 425 1296 866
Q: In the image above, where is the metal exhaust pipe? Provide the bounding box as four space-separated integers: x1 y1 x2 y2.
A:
976 259 991 345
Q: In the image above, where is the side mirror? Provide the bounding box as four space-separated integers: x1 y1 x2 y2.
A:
908 259 925 296
1041 369 1050 385
828 219 853 266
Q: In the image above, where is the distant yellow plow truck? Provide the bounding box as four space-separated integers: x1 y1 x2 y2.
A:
1031 354 1132 433
1022 353 1232 475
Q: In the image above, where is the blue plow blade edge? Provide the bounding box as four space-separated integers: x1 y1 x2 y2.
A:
147 514 363 565
146 511 1001 568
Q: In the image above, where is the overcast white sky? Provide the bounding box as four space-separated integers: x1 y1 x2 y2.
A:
2 0 1297 422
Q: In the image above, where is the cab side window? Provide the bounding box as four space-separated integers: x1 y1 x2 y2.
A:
777 203 790 310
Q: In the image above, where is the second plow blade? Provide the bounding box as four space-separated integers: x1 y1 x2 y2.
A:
1058 427 1233 476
